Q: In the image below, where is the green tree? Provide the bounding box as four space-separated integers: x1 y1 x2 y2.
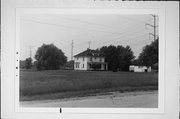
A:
25 57 32 69
138 39 158 67
99 45 117 71
99 45 134 71
117 46 135 71
35 44 67 70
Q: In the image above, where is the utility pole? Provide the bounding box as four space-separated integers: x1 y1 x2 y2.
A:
145 14 158 41
71 40 73 60
88 41 91 49
29 46 32 59
153 15 156 41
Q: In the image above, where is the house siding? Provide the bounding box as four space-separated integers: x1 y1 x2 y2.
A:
74 56 107 71
74 49 107 71
87 57 104 62
74 57 88 70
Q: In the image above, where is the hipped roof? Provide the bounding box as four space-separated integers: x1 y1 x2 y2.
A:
74 49 104 57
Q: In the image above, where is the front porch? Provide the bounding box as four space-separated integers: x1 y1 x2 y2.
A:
87 62 108 71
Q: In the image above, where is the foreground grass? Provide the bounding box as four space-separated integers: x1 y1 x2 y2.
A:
20 70 158 101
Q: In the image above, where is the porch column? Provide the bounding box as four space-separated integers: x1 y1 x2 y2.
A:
88 63 92 70
101 64 103 70
106 63 108 71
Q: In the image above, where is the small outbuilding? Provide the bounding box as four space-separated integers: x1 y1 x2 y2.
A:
129 65 151 72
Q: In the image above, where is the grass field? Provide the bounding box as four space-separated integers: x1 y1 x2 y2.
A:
20 70 158 101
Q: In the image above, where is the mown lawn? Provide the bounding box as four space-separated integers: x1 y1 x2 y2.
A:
20 70 158 101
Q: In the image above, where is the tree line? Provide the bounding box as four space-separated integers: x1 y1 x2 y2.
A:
97 45 134 71
21 39 158 71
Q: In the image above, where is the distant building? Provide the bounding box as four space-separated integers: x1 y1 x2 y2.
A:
65 60 74 70
74 49 108 71
20 60 26 69
129 65 151 72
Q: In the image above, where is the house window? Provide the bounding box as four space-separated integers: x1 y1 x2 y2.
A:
90 57 92 61
100 58 102 62
83 64 84 68
75 63 80 68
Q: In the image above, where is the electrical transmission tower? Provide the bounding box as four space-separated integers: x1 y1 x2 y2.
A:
29 46 32 59
88 41 91 49
146 14 158 41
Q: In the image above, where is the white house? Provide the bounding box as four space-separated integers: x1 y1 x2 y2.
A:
74 49 108 71
129 65 151 72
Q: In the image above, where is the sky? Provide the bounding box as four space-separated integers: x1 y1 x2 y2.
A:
20 14 159 61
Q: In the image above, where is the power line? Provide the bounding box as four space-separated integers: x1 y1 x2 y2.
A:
73 24 148 48
91 26 146 44
22 17 150 47
117 15 152 23
49 14 150 37
72 28 148 50
90 19 153 44
128 39 152 45
21 17 153 58
47 14 152 31
22 15 150 37
46 14 123 30
73 24 147 48
95 29 148 46
96 34 149 47
21 19 124 35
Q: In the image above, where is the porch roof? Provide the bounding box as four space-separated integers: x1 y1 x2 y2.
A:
87 62 108 64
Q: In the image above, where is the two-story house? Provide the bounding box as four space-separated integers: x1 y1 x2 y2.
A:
74 49 108 71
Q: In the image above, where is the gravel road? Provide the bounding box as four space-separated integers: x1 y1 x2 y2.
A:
20 90 158 108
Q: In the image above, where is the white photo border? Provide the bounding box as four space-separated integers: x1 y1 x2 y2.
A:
15 8 165 114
